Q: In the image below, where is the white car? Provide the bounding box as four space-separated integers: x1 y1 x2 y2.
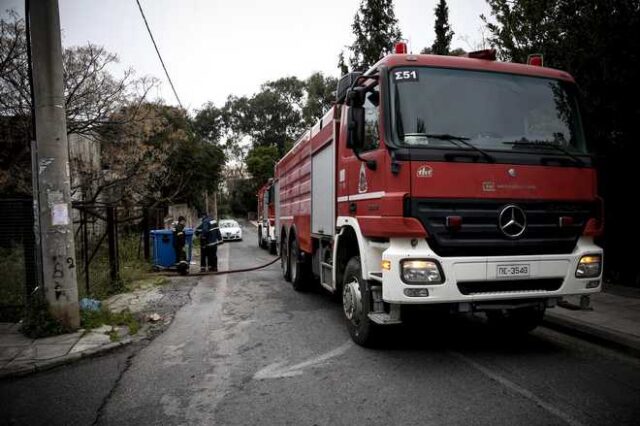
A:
219 219 242 241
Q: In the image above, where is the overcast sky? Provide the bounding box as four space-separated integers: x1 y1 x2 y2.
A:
3 0 491 111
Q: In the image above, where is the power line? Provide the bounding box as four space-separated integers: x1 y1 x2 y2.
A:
134 0 184 109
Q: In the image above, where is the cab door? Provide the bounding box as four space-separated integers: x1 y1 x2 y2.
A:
342 84 387 217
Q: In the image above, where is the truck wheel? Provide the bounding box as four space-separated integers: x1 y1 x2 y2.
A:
281 236 291 282
342 256 380 347
269 240 277 255
486 306 545 334
289 237 309 291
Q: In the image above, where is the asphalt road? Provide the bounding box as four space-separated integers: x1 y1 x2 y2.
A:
2 224 640 425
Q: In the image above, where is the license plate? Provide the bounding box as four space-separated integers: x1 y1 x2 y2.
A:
496 264 530 278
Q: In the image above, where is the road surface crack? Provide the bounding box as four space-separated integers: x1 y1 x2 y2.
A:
91 347 137 425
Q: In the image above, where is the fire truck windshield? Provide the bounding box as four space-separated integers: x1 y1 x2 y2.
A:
389 67 589 156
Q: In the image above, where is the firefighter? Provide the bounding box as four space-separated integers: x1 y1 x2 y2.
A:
195 213 223 272
172 216 188 274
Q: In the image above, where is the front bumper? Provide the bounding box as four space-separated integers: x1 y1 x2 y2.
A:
381 236 602 304
222 234 242 240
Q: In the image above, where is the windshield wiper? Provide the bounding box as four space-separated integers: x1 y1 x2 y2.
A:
503 138 584 166
422 133 496 163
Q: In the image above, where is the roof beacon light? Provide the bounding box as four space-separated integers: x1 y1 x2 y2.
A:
466 49 497 61
527 53 544 66
394 41 408 54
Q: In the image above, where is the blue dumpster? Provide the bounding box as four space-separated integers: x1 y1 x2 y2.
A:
150 228 194 270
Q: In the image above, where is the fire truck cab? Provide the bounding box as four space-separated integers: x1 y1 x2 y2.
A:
275 47 603 346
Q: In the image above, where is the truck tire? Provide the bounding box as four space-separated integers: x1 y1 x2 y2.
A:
281 236 291 282
486 306 545 334
289 237 310 291
269 240 277 255
342 256 380 347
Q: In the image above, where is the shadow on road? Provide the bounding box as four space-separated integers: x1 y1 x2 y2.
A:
292 281 564 356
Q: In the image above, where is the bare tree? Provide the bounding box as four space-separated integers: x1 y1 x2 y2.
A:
0 11 32 195
0 11 160 199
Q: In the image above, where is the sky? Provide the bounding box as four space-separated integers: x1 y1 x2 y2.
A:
3 0 491 111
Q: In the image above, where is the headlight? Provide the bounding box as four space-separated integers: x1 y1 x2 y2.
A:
576 255 602 278
400 259 444 284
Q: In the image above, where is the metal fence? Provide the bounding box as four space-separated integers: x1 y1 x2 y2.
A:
0 198 169 320
72 203 167 298
0 198 38 321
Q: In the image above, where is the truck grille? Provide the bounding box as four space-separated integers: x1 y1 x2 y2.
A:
406 199 595 257
457 278 563 295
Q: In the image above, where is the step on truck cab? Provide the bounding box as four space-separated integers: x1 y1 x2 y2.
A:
274 45 604 346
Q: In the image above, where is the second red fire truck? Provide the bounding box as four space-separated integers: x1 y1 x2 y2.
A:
257 179 277 254
273 45 603 346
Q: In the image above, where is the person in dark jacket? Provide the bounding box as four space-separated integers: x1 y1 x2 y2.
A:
195 213 223 272
172 216 188 274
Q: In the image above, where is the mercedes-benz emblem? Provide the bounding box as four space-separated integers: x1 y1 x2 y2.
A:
498 205 527 238
508 168 517 177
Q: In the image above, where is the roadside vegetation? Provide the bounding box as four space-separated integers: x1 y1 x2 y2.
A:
76 234 165 300
80 307 139 341
0 245 27 322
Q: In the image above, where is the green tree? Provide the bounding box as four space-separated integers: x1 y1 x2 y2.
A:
481 0 563 63
224 177 257 216
224 77 305 157
193 101 245 169
162 134 225 209
245 145 280 185
303 72 338 126
482 0 640 284
432 0 454 55
160 107 224 206
347 0 402 71
97 104 225 208
193 102 224 144
263 77 305 110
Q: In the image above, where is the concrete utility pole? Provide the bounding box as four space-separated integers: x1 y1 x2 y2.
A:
29 0 80 328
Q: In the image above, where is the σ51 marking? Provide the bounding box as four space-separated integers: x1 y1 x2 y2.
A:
394 70 418 82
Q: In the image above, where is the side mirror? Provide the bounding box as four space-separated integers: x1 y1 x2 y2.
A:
347 104 365 151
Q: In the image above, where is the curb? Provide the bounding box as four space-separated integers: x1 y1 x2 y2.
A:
543 312 640 358
0 337 134 380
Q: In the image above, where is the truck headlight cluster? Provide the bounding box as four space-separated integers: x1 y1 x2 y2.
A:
575 255 602 278
400 259 444 284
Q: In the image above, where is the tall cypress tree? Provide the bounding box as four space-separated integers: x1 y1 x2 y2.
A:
431 0 454 55
346 0 402 71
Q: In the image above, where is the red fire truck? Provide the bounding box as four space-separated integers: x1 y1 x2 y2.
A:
274 45 603 346
257 179 277 254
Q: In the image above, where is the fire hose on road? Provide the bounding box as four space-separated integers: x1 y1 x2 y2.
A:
161 256 281 277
